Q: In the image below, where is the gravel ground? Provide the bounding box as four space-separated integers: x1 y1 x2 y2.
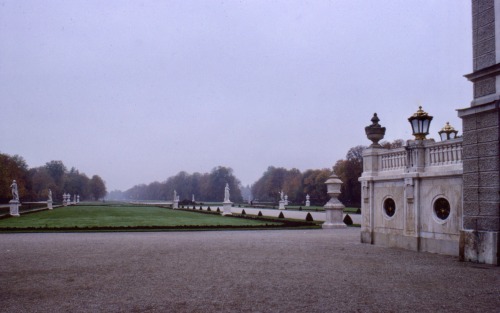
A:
0 229 498 313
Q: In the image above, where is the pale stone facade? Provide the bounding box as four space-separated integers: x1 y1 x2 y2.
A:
360 138 463 256
360 0 499 265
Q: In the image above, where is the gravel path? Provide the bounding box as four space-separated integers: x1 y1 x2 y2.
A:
1 229 498 312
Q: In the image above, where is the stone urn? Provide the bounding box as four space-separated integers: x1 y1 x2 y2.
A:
365 113 386 147
322 172 346 229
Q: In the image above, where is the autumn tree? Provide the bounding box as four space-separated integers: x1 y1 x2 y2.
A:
29 167 55 200
89 175 107 200
0 153 30 202
301 168 331 205
333 145 366 207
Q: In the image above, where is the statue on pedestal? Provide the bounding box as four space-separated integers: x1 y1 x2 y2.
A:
10 180 19 201
224 183 230 202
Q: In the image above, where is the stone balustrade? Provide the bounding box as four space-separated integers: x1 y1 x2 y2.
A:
380 149 407 171
426 139 462 166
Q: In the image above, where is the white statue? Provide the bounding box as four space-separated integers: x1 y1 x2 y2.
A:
48 189 53 201
192 194 195 202
306 194 310 201
10 180 19 201
224 183 230 202
174 190 177 201
280 190 284 201
77 195 80 203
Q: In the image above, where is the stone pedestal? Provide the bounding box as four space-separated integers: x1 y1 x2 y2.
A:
9 200 20 217
173 201 179 209
460 230 499 265
322 173 347 229
322 202 346 229
222 201 232 216
47 200 53 210
305 200 310 207
278 200 285 210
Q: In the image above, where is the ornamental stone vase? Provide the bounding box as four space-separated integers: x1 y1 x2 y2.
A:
365 113 386 147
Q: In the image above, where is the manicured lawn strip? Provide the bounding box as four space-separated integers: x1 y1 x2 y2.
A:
0 205 282 229
178 208 318 228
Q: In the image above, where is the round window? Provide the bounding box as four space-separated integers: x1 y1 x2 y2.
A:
383 198 396 217
434 198 450 220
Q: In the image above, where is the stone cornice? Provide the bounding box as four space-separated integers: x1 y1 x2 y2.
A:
464 63 500 82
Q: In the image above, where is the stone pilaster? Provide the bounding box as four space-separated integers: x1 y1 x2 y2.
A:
459 0 500 265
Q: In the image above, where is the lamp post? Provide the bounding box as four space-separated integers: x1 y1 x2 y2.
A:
408 106 433 140
438 122 458 141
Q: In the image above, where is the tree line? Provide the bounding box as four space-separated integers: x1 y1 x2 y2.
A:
250 145 365 207
0 152 107 203
109 140 405 207
251 140 403 207
109 166 244 203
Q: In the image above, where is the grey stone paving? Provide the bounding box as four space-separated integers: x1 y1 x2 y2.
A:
1 228 498 312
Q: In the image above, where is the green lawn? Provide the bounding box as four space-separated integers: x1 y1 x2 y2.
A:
279 205 360 213
0 205 283 230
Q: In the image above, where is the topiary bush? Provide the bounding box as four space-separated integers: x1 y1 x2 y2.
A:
343 214 353 225
305 212 314 221
216 207 220 212
258 211 263 216
241 209 246 215
207 207 211 212
278 212 284 218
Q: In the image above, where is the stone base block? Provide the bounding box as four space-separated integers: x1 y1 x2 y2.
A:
9 200 20 217
460 230 499 265
373 232 419 251
323 207 345 229
222 202 232 216
369 232 459 256
360 230 373 244
322 222 347 229
47 201 53 210
278 201 285 210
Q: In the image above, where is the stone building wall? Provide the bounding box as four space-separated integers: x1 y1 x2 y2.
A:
458 0 500 265
360 139 463 256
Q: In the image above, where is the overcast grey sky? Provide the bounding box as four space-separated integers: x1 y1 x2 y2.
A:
0 0 472 191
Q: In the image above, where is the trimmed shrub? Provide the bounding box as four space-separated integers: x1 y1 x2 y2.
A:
216 207 220 212
193 205 196 209
278 212 284 218
343 214 353 225
356 208 361 214
207 207 211 212
298 207 302 211
199 206 203 210
258 211 263 216
241 209 246 215
305 212 314 221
